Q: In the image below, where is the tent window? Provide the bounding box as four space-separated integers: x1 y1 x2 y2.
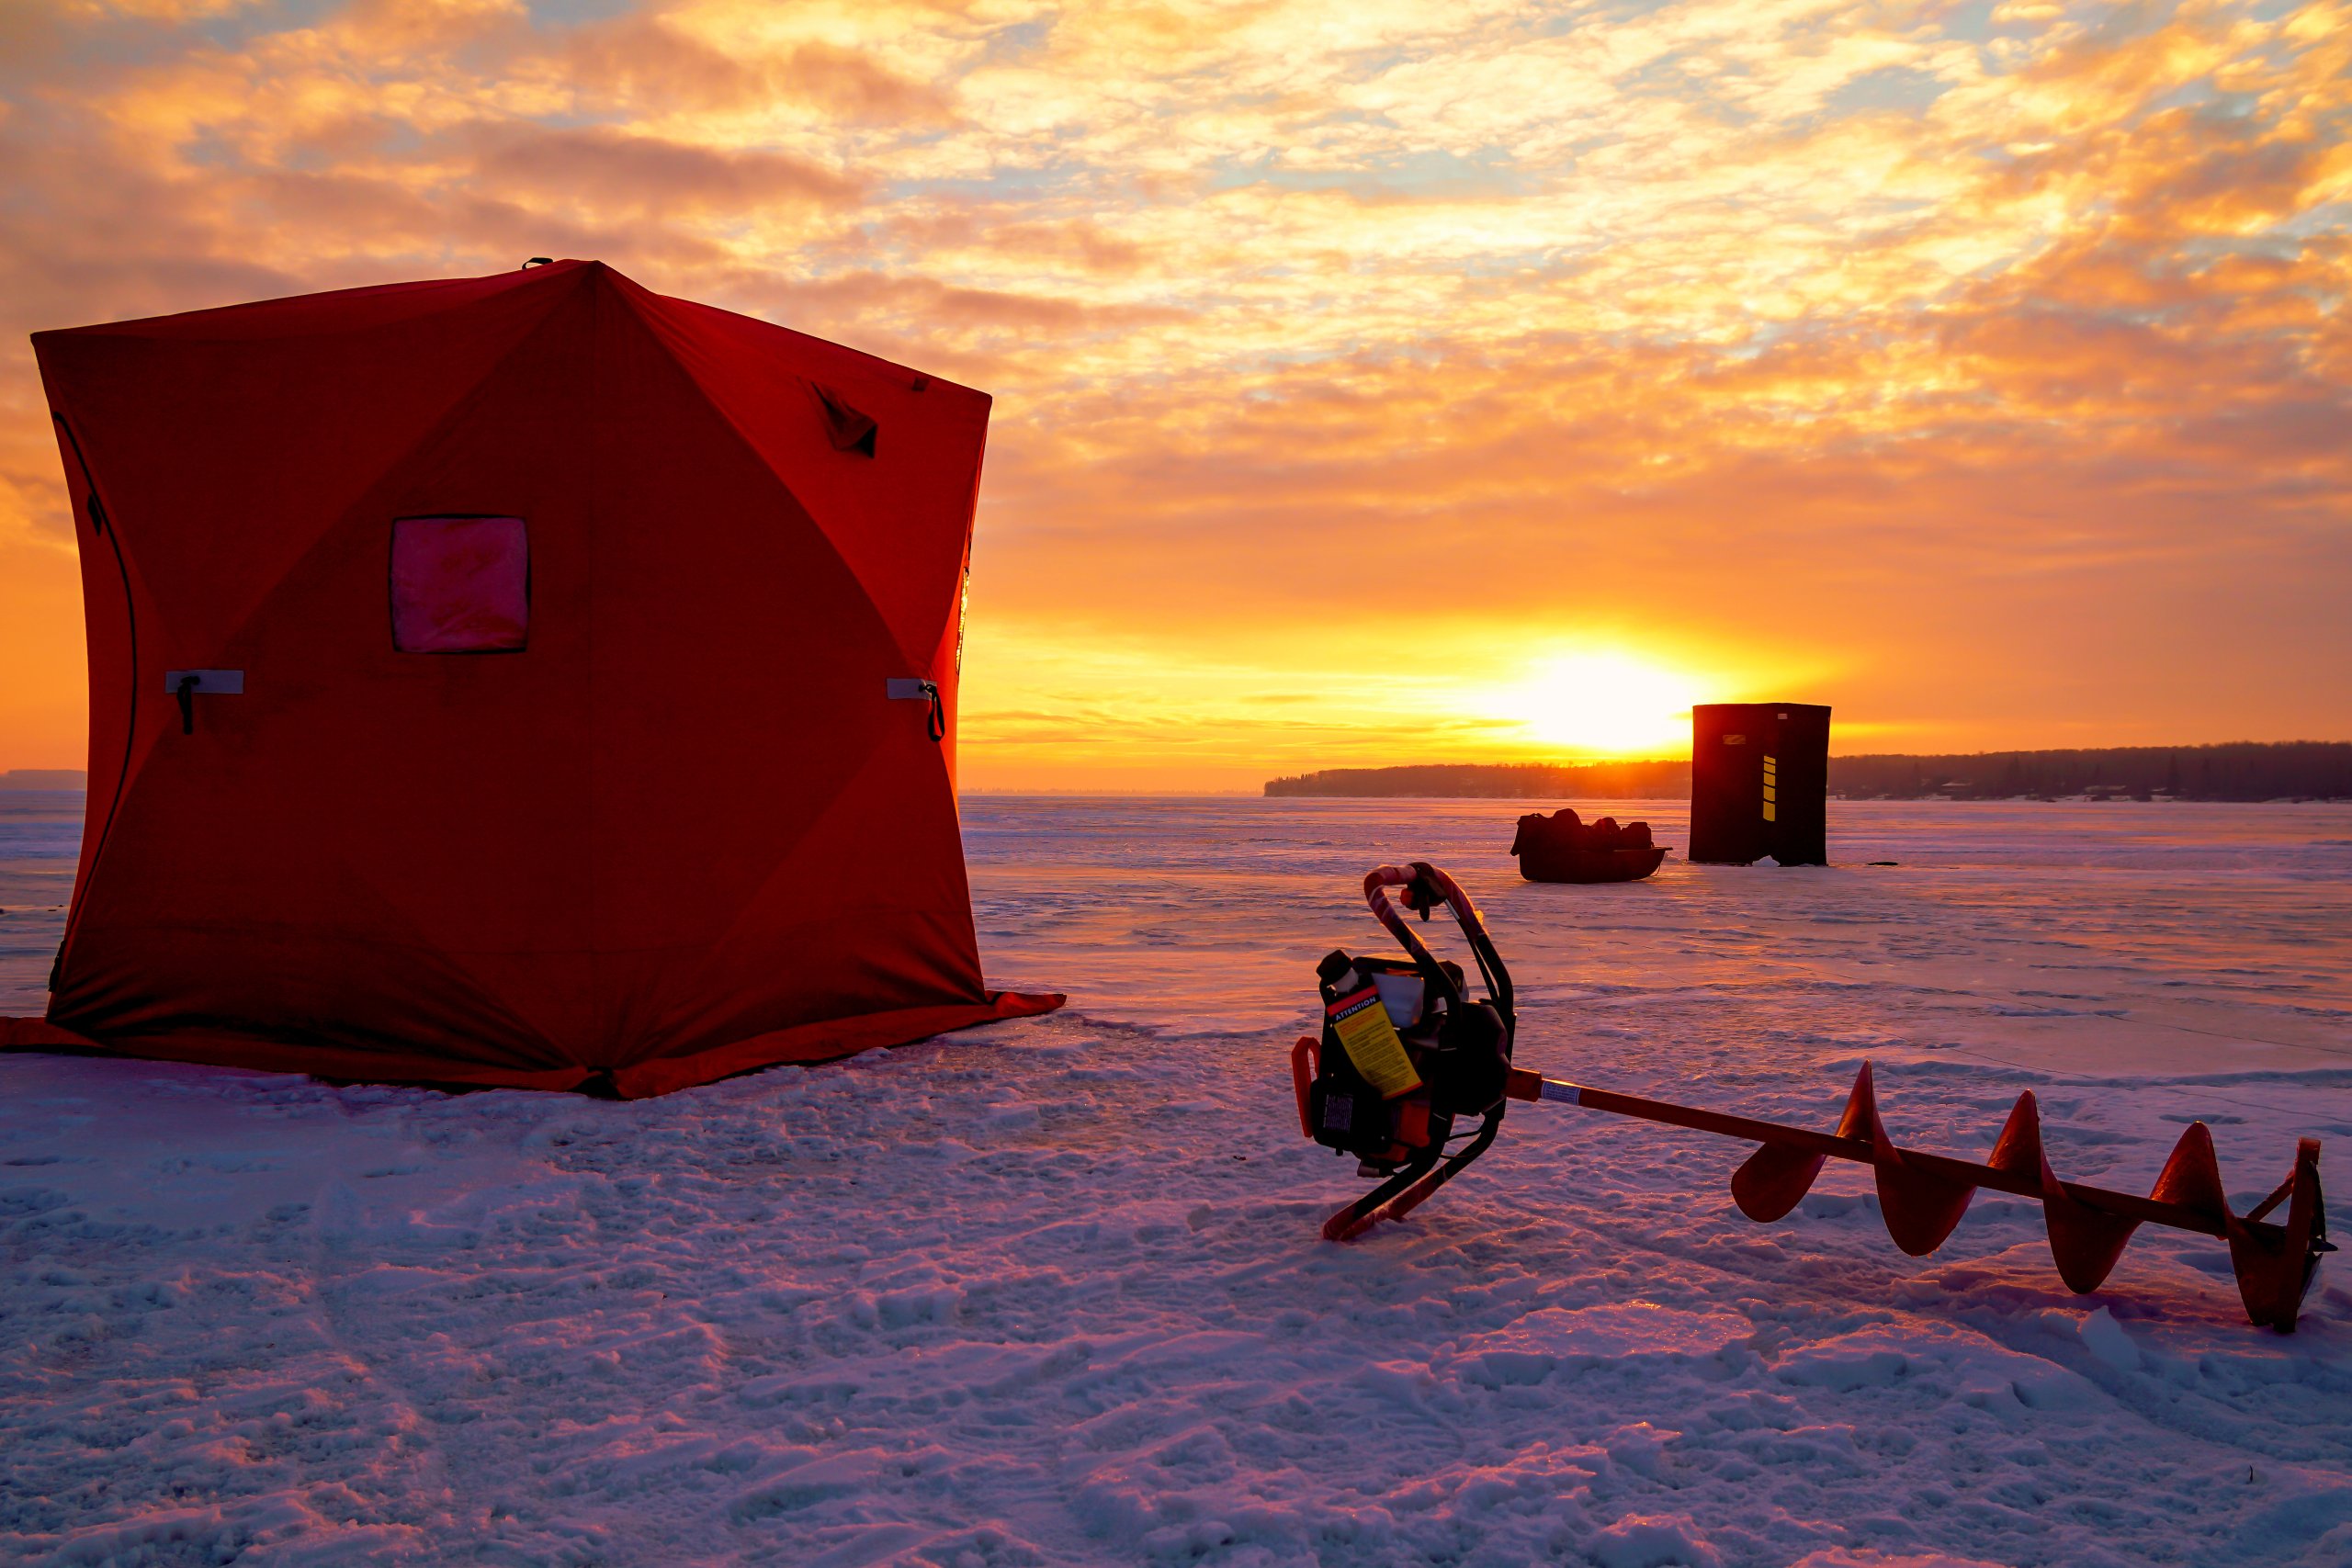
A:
390 516 528 653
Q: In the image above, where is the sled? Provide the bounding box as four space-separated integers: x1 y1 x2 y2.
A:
1516 843 1668 884
1510 810 1667 884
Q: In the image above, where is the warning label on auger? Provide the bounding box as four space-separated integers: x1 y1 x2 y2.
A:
1327 986 1422 1100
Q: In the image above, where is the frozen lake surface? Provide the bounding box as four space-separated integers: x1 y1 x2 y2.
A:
2 795 2348 1566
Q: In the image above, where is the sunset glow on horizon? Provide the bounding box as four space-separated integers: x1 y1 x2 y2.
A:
1500 652 1713 758
1 0 2346 791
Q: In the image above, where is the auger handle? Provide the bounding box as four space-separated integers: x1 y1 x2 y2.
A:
1363 863 1513 1025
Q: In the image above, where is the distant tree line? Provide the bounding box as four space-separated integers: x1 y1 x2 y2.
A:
1828 743 2352 801
1263 743 2352 801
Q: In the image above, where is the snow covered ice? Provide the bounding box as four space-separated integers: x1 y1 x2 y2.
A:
2 794 2348 1566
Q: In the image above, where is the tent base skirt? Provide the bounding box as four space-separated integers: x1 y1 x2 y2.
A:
0 991 1066 1098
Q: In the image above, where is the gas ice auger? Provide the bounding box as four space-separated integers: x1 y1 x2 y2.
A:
1292 863 2332 1331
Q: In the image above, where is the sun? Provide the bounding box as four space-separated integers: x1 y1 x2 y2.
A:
1507 652 1704 757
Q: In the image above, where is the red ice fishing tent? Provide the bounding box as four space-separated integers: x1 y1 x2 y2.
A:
6 259 1059 1097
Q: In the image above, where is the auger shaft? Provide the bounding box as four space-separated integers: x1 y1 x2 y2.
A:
1514 1075 2229 1236
1500 1063 2329 1332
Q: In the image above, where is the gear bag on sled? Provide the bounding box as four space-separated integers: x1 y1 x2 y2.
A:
1294 863 1516 1240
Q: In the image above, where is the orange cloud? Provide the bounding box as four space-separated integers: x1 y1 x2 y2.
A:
463 123 864 213
0 0 2345 786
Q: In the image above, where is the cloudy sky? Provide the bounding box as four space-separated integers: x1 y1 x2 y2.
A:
2 0 2346 789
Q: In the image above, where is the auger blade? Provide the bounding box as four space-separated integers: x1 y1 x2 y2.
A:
2150 1119 2230 1218
2223 1137 2328 1331
1986 1090 2141 1293
1731 1143 1824 1223
1848 1062 1978 1257
2133 1121 2332 1329
1728 1062 1880 1222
